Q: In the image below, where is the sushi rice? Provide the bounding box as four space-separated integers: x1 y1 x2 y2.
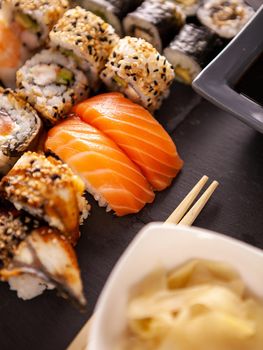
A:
197 0 255 39
168 0 201 16
100 36 175 112
49 7 119 91
0 88 42 175
1 0 69 50
16 48 89 124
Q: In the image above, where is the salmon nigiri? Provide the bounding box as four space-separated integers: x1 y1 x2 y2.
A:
45 116 155 216
73 93 183 191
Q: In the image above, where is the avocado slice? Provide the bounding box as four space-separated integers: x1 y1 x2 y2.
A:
15 12 40 33
56 68 74 85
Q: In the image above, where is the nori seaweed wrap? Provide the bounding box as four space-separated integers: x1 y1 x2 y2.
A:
164 23 221 84
80 0 144 35
124 0 185 52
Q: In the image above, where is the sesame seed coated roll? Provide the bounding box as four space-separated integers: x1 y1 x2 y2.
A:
0 152 90 244
2 0 69 50
100 36 175 112
79 0 144 35
16 48 89 125
49 7 119 90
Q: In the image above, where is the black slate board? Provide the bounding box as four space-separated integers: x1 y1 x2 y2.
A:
1 86 263 350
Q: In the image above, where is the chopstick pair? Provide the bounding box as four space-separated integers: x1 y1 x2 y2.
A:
166 175 219 226
67 175 219 350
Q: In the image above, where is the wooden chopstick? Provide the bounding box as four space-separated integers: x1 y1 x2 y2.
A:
179 180 219 226
67 176 219 350
166 175 208 224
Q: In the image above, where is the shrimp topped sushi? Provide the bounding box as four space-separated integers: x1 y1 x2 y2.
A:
45 116 155 216
49 7 119 90
100 36 175 112
0 88 42 175
16 48 89 124
74 93 183 191
0 205 86 306
0 152 90 244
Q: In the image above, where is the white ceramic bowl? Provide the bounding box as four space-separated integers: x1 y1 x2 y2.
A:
89 223 263 350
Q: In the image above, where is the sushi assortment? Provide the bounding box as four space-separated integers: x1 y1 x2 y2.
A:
0 0 256 306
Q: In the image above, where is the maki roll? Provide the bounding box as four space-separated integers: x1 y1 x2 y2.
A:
0 88 42 175
16 48 89 124
197 0 255 39
164 24 220 84
168 0 201 16
1 0 69 50
100 36 175 112
49 7 119 91
0 205 86 306
0 152 90 244
79 0 144 35
123 0 185 52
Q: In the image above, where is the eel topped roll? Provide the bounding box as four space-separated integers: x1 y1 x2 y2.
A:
100 36 175 112
80 0 144 36
1 0 69 50
49 7 119 91
0 205 86 306
0 152 90 244
16 48 89 124
123 0 185 52
0 87 42 175
164 24 221 84
197 0 255 39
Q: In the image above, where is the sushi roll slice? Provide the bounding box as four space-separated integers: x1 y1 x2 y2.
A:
100 36 175 112
49 7 119 91
123 0 185 52
168 0 201 17
79 0 144 36
1 0 69 50
0 88 42 175
0 152 90 244
164 24 220 84
0 206 86 306
16 48 89 124
197 0 255 39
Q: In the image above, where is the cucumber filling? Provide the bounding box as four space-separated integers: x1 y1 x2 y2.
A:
113 75 127 88
56 68 74 85
174 65 192 84
15 12 40 33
